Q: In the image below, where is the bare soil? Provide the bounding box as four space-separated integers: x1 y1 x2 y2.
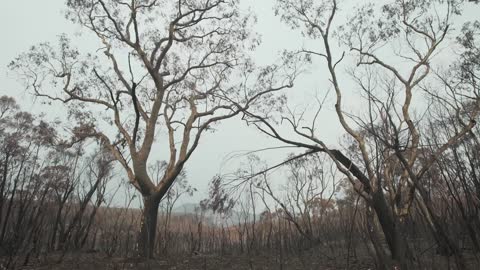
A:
7 249 480 269
11 252 376 270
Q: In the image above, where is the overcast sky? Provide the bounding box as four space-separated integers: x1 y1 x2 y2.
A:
1 0 478 207
0 0 336 205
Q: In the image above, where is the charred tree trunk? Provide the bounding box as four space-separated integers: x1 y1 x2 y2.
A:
365 205 389 270
138 195 160 258
0 154 10 222
415 188 466 270
330 150 414 268
371 191 413 269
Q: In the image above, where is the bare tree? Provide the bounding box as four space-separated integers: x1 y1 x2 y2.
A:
0 96 113 268
241 0 480 268
10 0 294 258
238 154 339 245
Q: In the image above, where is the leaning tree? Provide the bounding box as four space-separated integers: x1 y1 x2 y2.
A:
242 0 480 269
10 0 294 258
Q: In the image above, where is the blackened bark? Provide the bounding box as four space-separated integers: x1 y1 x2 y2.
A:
328 148 414 268
371 191 414 269
138 195 160 258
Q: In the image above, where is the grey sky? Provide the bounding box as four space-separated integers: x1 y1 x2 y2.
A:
0 0 336 204
1 0 478 206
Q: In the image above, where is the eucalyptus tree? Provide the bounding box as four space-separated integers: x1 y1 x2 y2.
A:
10 0 294 258
242 0 480 268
